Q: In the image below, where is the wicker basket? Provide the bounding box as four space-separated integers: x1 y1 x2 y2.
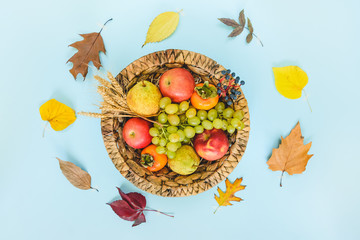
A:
101 49 250 197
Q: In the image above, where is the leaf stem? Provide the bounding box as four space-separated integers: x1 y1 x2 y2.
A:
280 171 285 187
160 127 168 141
42 121 49 138
99 18 113 35
302 89 312 112
90 186 99 192
143 208 174 218
214 205 220 214
242 25 263 47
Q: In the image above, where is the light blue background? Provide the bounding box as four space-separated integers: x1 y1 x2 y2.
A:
1 0 359 239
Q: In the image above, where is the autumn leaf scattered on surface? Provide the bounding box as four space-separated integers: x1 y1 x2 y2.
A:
239 9 246 27
267 122 313 187
40 99 76 136
57 157 98 191
142 11 181 47
246 18 254 43
214 178 246 214
218 9 263 46
108 187 173 227
67 18 112 80
273 65 312 111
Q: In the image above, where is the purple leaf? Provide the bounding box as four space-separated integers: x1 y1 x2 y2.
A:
132 213 146 227
127 192 146 209
110 187 172 227
107 200 140 221
117 187 146 210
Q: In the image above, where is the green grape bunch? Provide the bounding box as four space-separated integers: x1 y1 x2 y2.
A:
148 97 245 159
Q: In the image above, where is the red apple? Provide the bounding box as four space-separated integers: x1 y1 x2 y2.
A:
159 68 195 102
122 118 152 149
193 129 229 161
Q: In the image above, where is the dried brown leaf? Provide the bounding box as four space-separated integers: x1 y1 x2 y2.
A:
218 18 240 28
239 10 246 26
247 18 253 33
267 122 313 187
56 157 97 191
228 26 244 37
67 33 105 80
246 33 253 43
67 19 112 80
218 11 263 46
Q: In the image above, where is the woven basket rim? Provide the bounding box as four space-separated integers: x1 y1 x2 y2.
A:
101 49 250 197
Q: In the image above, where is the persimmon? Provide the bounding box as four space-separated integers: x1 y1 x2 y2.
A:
141 145 168 172
190 81 219 110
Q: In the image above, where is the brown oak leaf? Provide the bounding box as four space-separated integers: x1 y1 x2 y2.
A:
67 19 112 80
267 122 313 187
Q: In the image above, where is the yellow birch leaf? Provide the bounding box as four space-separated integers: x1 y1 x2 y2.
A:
39 99 76 131
142 11 180 47
214 178 246 213
273 66 308 99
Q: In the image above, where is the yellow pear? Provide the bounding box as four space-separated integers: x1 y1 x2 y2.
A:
127 81 161 116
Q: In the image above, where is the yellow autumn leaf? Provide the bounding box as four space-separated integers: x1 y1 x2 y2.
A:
214 178 246 214
273 66 308 99
40 99 76 131
142 11 180 47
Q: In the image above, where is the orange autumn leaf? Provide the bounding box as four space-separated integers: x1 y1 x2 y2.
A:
214 178 246 214
267 122 313 187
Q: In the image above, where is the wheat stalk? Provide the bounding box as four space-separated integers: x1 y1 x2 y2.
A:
107 72 126 97
97 86 120 108
78 112 106 118
105 88 127 107
94 75 113 90
79 72 162 126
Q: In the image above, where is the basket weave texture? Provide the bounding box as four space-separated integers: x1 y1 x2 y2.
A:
101 49 250 197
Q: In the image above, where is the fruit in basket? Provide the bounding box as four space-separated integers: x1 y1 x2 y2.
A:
168 145 200 175
123 118 152 149
159 68 195 102
150 95 245 160
141 145 167 172
193 128 229 161
191 81 219 110
217 69 245 106
127 81 161 116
